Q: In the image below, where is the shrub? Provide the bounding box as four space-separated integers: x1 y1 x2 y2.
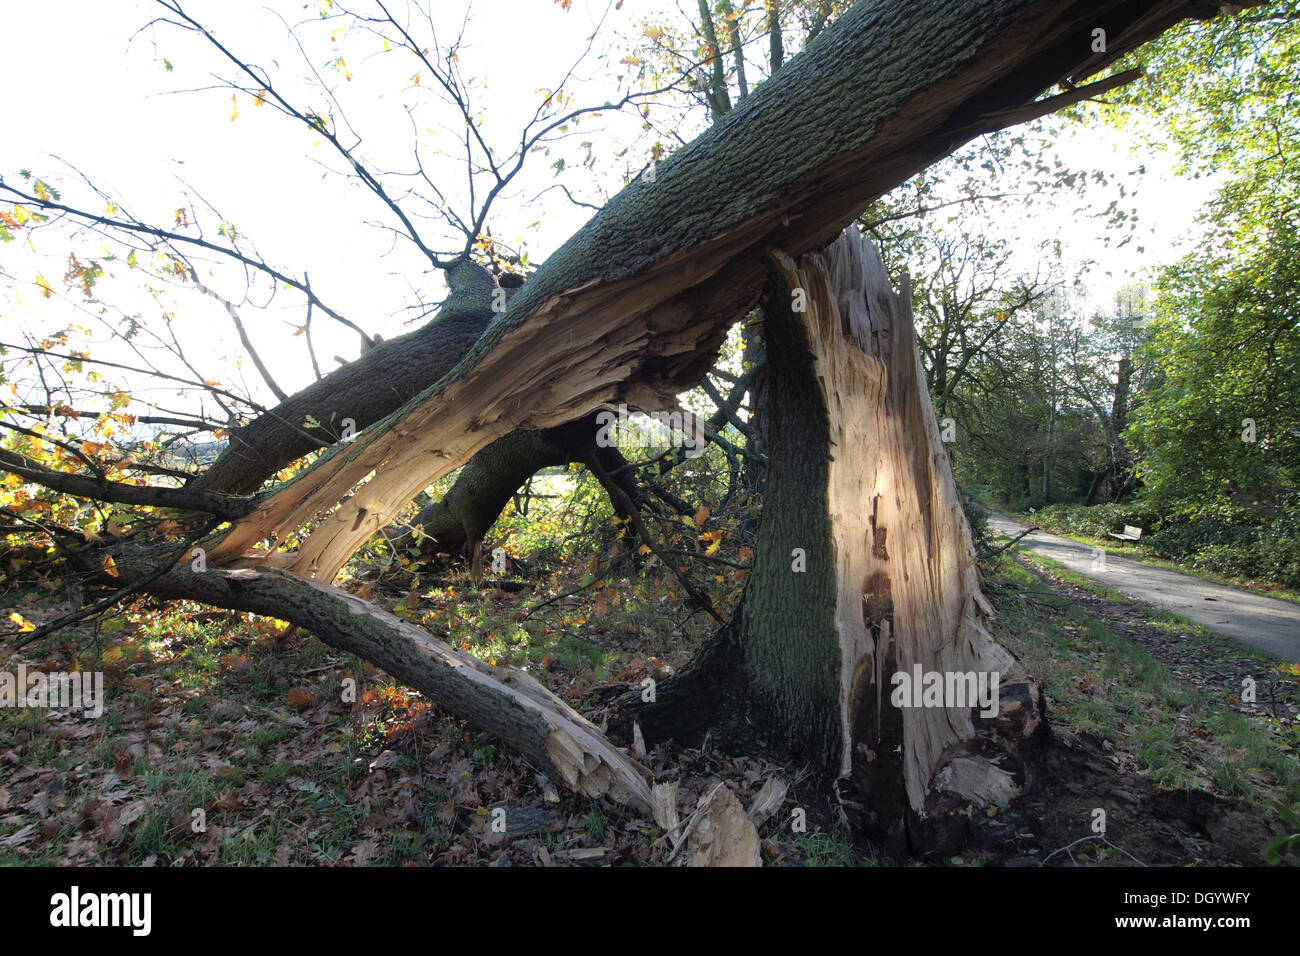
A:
1028 503 1159 540
1023 496 1300 589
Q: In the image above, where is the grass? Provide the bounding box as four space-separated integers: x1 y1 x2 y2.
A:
0 543 733 867
989 556 1300 808
4 509 1295 865
795 829 878 866
1013 546 1288 666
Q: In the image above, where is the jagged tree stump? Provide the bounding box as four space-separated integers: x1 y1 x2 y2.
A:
722 230 1043 851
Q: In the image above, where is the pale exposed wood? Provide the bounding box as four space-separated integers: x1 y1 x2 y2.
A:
652 781 682 840
746 777 789 828
768 230 1031 814
686 784 762 867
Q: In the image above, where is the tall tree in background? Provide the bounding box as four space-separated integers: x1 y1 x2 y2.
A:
1111 1 1300 507
1130 197 1300 505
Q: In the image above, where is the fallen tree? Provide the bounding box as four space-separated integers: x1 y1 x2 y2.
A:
3 0 1267 854
208 0 1242 581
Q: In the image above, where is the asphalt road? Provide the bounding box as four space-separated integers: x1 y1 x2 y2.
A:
987 512 1300 660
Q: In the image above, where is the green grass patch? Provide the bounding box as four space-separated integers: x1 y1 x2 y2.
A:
989 558 1300 807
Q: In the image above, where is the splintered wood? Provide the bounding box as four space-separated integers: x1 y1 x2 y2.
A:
768 230 1030 813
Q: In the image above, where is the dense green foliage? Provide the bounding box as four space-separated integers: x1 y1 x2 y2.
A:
1119 2 1300 509
1129 199 1300 505
1029 497 1300 589
942 5 1300 589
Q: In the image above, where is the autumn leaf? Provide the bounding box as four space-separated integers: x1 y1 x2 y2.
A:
8 611 34 633
693 505 710 529
212 791 246 813
286 687 314 710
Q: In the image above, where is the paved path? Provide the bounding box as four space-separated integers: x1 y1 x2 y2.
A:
987 512 1300 660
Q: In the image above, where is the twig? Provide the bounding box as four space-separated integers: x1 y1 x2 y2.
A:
1041 834 1146 867
9 521 220 649
988 526 1040 556
586 457 723 625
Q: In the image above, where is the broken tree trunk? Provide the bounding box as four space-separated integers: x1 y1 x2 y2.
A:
735 229 1042 852
125 554 654 814
205 0 1261 582
5 0 1265 822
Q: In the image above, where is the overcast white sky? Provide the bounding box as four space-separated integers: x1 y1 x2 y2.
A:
0 0 1217 416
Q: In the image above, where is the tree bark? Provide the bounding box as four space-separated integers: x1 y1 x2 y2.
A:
734 230 1043 850
210 0 1249 582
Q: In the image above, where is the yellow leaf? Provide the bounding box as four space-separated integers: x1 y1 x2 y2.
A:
8 611 35 633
